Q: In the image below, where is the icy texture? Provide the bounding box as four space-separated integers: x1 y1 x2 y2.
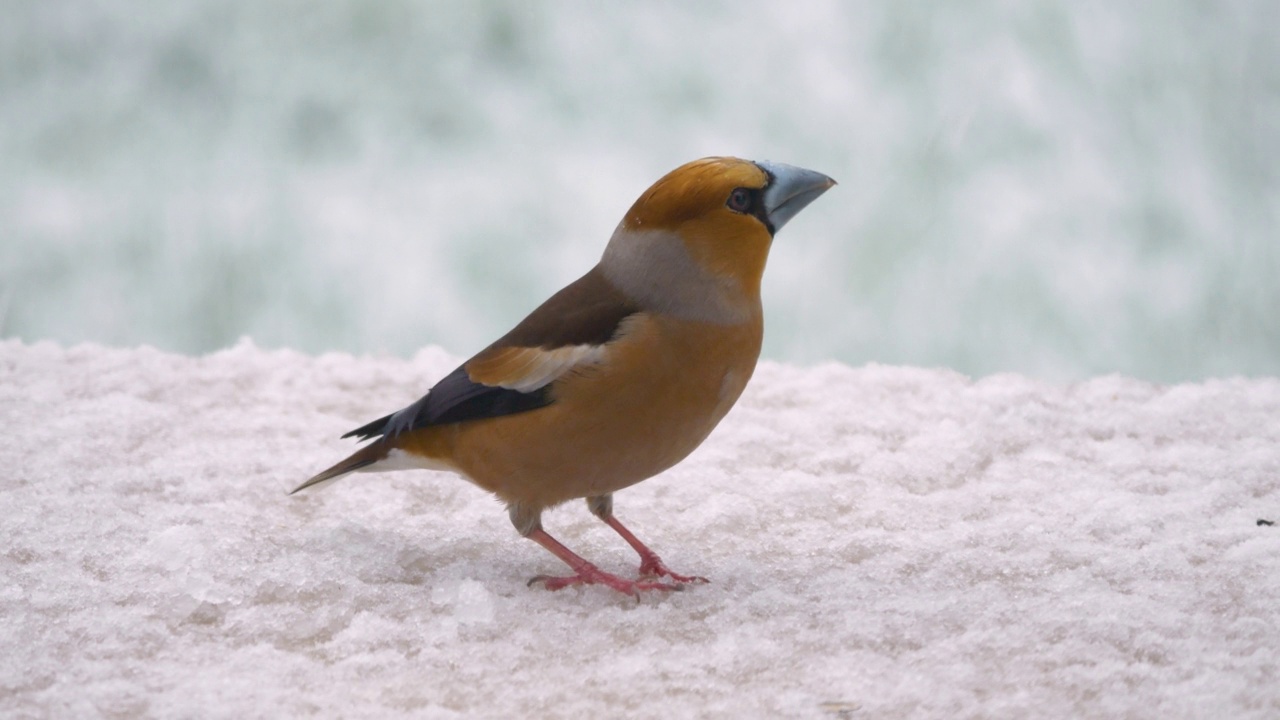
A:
2 339 1278 718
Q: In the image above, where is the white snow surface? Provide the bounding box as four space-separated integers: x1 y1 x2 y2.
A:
3 339 1278 718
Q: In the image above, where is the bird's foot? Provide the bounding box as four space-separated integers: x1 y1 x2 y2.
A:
637 552 709 585
594 514 710 584
528 564 683 596
523 527 691 597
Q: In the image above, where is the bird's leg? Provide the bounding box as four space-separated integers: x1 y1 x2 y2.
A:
510 502 680 596
587 495 709 584
524 528 683 595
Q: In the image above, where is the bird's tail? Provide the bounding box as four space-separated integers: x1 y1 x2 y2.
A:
290 441 390 495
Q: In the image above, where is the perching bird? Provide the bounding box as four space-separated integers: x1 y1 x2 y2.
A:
294 157 834 596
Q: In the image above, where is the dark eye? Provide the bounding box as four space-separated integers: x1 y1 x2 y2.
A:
726 188 751 213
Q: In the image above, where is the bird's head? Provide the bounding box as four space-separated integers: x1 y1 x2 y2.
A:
600 157 834 324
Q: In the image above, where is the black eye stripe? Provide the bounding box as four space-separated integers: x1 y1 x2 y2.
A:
725 186 775 235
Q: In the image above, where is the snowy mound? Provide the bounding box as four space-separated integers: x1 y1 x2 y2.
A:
3 339 1277 717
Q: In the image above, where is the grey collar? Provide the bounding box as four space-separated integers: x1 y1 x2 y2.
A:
599 227 752 325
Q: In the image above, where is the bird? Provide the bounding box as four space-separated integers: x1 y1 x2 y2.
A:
293 156 835 596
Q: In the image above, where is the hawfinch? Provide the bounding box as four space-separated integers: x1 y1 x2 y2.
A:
294 157 835 596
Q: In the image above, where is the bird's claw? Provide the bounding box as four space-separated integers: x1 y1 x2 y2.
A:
637 555 709 585
527 569 684 597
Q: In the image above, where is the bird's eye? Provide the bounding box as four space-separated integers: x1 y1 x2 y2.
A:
726 188 751 213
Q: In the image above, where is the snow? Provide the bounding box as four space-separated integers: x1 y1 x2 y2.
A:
2 338 1278 718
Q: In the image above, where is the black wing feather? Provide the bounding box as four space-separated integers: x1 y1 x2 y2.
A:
341 366 553 441
340 267 638 442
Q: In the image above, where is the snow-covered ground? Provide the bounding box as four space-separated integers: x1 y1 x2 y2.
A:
2 339 1277 717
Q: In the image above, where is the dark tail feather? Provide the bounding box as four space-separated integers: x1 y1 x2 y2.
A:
341 413 393 441
290 442 389 494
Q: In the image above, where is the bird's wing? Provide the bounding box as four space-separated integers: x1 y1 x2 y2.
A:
343 267 640 441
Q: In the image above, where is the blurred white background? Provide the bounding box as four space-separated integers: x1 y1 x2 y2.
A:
3 0 1277 381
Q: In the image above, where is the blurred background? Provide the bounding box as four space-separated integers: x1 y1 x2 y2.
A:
2 1 1277 382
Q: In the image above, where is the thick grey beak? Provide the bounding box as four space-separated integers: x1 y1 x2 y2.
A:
755 161 836 233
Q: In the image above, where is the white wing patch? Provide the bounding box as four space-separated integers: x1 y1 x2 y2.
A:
499 345 609 391
467 344 609 392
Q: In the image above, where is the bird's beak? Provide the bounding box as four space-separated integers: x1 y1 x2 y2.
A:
756 161 836 233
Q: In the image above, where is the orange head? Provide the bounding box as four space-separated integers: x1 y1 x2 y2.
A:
600 157 835 323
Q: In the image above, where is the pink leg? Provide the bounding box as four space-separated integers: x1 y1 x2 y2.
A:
600 515 708 584
525 529 682 596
